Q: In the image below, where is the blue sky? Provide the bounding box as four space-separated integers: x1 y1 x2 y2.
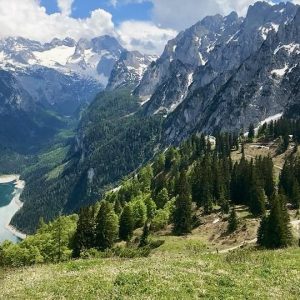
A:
0 0 298 55
40 0 153 25
40 0 288 23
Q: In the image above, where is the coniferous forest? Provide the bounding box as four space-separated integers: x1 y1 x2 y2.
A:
1 121 299 266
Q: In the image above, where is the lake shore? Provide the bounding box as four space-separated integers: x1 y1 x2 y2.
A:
0 174 27 241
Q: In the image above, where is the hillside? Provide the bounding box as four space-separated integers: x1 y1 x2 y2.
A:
1 243 300 299
1 119 300 299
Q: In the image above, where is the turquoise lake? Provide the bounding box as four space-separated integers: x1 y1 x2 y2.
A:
0 181 20 243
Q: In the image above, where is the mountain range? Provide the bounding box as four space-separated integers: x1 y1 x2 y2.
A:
1 1 300 233
135 1 299 143
0 35 156 154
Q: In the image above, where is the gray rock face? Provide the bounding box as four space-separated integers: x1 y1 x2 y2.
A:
132 1 299 144
134 11 243 109
0 70 34 113
164 4 300 143
0 70 65 153
106 50 157 91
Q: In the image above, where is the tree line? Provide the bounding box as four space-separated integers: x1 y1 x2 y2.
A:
1 127 297 266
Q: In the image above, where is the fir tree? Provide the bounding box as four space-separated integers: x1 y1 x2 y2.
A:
72 206 96 258
95 201 119 251
173 171 192 235
139 222 150 247
257 194 292 249
248 182 266 216
153 153 165 175
291 179 300 209
219 190 230 214
119 204 134 242
156 188 169 209
248 123 255 141
228 207 238 233
257 215 268 246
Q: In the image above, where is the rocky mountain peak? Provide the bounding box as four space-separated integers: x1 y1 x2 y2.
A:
106 50 157 91
91 35 124 55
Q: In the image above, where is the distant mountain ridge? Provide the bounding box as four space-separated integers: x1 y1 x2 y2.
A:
0 35 155 115
129 1 300 143
0 34 155 154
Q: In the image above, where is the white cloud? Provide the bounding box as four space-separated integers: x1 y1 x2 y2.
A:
147 0 261 29
109 0 118 7
0 0 115 42
117 21 177 55
0 0 176 55
119 0 287 30
57 0 74 16
0 0 297 55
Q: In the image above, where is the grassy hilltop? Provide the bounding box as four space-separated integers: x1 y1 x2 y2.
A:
1 237 300 299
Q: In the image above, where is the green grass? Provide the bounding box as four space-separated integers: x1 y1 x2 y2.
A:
1 237 299 299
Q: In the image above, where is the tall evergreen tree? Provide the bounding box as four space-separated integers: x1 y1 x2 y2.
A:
228 207 238 233
257 215 268 246
173 171 192 235
119 204 134 242
72 206 96 258
291 179 300 209
248 123 255 141
257 194 292 249
153 153 165 175
248 182 266 217
155 188 169 209
95 201 119 251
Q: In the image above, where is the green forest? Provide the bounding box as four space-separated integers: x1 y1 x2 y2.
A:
1 119 300 267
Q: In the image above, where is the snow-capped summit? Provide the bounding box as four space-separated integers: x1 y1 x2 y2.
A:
0 35 124 85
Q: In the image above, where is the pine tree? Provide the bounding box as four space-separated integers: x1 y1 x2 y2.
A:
257 215 268 246
138 165 153 193
248 166 266 216
248 123 255 141
257 194 292 249
72 206 96 258
95 201 119 251
228 207 238 233
153 153 165 175
119 204 134 242
139 222 150 247
249 183 266 216
291 179 300 209
173 171 192 235
155 188 169 209
219 189 230 214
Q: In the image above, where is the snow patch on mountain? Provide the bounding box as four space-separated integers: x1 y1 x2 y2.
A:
32 46 76 68
271 64 289 77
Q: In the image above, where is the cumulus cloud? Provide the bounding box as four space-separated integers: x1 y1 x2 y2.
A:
0 0 115 42
117 21 177 54
57 0 74 16
152 0 265 29
0 0 297 55
0 0 176 54
118 0 292 30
